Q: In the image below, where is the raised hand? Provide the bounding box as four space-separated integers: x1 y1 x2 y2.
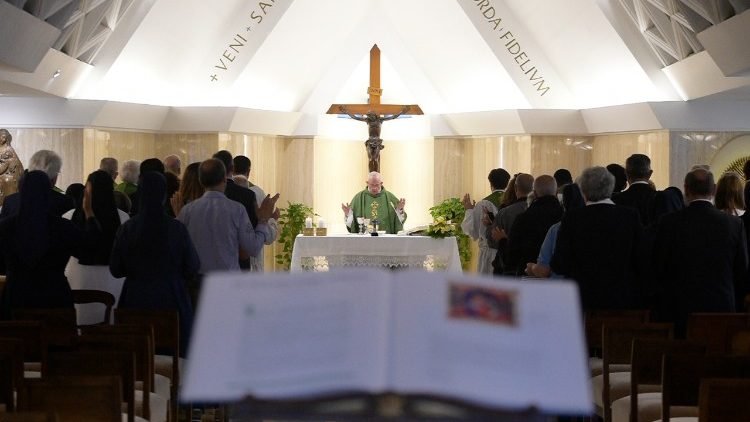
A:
462 193 475 210
258 193 280 222
397 198 406 212
341 202 351 216
170 191 183 217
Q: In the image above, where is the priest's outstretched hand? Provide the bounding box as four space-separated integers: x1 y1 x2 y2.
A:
462 193 475 210
341 202 351 216
397 198 406 212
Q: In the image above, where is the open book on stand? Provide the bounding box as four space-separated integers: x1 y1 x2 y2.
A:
182 269 593 416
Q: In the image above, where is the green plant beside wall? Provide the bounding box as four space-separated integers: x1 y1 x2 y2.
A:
275 202 316 270
428 198 471 270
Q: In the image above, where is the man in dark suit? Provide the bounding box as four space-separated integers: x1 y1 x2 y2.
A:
551 166 644 311
654 168 748 335
212 150 261 270
212 151 259 227
505 175 563 276
613 153 656 226
0 150 74 218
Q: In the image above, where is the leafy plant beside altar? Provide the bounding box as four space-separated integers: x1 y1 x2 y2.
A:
275 202 317 271
428 198 471 270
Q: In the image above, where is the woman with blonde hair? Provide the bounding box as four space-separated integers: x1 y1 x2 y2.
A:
715 171 745 216
172 162 204 208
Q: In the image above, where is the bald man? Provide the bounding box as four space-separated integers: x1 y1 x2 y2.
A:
163 154 181 177
653 168 748 335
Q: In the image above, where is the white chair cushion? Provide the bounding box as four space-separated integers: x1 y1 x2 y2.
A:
589 357 631 377
135 374 170 401
611 392 698 422
23 370 41 379
611 388 664 422
154 355 185 384
135 390 168 422
592 372 632 408
121 412 149 422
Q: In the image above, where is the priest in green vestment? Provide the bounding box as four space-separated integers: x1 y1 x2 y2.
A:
342 172 406 234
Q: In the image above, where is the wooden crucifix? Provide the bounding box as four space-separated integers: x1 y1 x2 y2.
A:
327 44 423 172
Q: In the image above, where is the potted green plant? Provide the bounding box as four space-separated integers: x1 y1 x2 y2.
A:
275 202 317 270
428 198 472 270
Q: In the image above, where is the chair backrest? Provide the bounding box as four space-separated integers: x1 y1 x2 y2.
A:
78 324 153 420
0 321 47 367
12 308 77 349
18 376 122 422
114 308 180 390
46 351 137 422
629 338 705 420
602 323 673 366
731 330 750 356
584 310 649 354
0 338 25 411
686 313 750 355
698 378 750 422
71 289 116 326
114 308 179 357
661 354 750 421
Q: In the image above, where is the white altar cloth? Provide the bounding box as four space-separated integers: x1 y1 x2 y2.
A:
290 234 462 273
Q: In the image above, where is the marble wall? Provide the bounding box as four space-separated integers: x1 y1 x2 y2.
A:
6 128 84 190
669 132 750 186
591 130 670 189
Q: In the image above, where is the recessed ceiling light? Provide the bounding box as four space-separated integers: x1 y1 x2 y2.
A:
52 69 61 79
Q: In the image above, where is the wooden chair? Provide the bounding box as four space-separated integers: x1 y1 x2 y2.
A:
0 412 58 421
0 321 47 374
46 351 137 422
115 308 181 422
79 324 156 422
584 310 650 378
584 310 650 355
610 338 705 422
698 378 750 422
661 354 750 421
0 338 25 411
18 376 122 422
12 308 77 350
598 323 672 422
71 289 116 327
686 313 750 355
730 329 750 355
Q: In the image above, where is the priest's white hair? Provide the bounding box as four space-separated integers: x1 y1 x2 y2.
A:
367 171 382 182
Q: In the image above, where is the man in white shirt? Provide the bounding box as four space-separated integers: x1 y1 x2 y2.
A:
175 158 278 273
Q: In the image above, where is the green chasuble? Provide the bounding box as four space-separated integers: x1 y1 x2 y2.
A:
116 181 138 197
483 190 504 209
349 188 406 234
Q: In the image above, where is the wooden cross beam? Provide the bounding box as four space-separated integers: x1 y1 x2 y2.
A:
326 45 423 116
327 44 423 172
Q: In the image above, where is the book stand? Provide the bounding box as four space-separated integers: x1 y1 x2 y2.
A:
228 392 546 421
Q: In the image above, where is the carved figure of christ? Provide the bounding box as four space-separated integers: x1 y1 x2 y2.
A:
327 44 423 172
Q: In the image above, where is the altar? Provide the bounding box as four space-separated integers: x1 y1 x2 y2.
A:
290 234 462 273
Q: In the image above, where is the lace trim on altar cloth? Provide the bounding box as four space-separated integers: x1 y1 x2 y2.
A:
299 255 449 272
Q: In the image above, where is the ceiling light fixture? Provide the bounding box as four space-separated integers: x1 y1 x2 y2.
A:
52 69 61 79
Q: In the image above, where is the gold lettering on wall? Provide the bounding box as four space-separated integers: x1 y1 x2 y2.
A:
209 1 278 81
471 0 551 97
